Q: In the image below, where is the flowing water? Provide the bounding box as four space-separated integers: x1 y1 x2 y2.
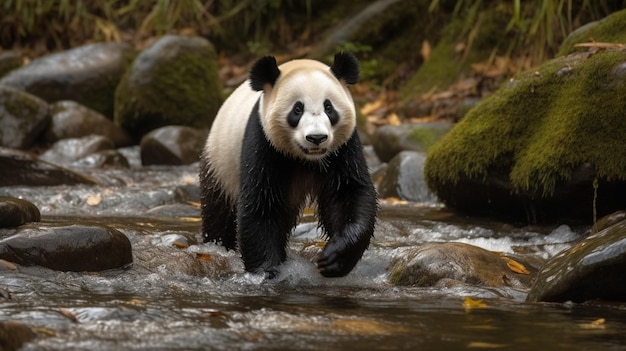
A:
2 149 626 350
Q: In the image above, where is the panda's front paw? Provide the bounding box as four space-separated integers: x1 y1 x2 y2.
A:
316 238 364 278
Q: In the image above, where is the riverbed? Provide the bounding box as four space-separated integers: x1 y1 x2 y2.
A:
2 157 626 350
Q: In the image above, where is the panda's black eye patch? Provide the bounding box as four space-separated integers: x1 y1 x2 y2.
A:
324 99 339 125
288 101 304 128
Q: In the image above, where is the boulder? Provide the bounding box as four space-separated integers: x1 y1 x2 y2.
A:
0 50 23 78
371 123 452 163
39 135 115 166
0 147 97 186
378 151 438 203
0 197 40 228
43 100 133 147
0 86 50 149
140 125 208 165
0 42 135 118
114 35 222 139
527 218 626 303
0 321 36 351
425 48 626 224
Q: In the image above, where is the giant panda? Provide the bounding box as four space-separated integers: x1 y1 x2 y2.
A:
199 52 378 278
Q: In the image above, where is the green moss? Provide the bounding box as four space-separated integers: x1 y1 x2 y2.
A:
425 49 626 198
407 125 450 152
558 9 626 57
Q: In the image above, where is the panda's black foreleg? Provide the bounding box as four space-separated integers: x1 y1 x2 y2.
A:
199 162 238 250
316 183 377 277
316 133 378 277
236 182 299 278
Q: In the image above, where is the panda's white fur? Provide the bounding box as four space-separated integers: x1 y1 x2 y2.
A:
203 58 356 203
200 53 377 278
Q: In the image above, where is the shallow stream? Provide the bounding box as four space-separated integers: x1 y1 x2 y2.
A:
2 158 626 350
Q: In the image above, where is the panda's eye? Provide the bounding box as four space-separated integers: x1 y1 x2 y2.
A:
324 99 339 125
288 101 304 128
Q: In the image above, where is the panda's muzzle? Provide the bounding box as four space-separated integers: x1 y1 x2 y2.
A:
303 134 328 155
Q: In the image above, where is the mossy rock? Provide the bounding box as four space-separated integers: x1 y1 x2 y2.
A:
558 9 626 57
0 86 50 149
114 35 222 139
424 48 626 224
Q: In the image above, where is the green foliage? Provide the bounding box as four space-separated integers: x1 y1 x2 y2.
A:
428 0 625 63
0 0 313 54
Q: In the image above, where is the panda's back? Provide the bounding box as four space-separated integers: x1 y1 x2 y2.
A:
204 80 262 201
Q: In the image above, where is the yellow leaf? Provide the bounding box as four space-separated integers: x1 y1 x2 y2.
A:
34 327 56 336
505 258 530 275
86 195 101 206
421 40 431 61
0 259 17 270
172 241 189 249
196 253 212 262
387 113 401 126
463 297 487 312
467 341 507 348
57 307 78 323
580 318 606 329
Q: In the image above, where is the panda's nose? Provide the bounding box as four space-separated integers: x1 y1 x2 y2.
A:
306 134 328 145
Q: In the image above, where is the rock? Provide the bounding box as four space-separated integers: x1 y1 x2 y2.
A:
140 125 208 165
378 151 438 203
42 100 133 147
71 149 130 169
371 123 452 163
0 50 23 78
146 203 200 217
0 223 132 272
114 35 222 139
0 321 36 351
526 219 626 303
0 197 40 228
425 49 626 224
0 42 135 118
0 85 50 149
39 135 115 166
0 147 97 186
387 242 534 288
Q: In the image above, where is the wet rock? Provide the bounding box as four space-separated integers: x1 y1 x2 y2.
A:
0 85 50 149
526 219 626 303
0 147 97 186
114 35 222 139
42 100 133 147
0 42 135 118
71 149 130 169
0 321 37 351
425 49 626 224
378 151 438 203
39 135 115 166
591 210 626 234
140 126 208 165
0 223 132 272
0 50 23 78
0 197 40 228
388 242 534 288
371 123 452 163
146 203 200 218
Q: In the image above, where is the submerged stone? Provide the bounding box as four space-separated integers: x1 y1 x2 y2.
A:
387 242 535 288
0 223 132 272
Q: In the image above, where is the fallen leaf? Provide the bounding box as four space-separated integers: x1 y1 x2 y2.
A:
467 341 507 348
505 258 530 275
463 297 487 312
57 307 78 323
172 241 189 249
0 259 17 270
86 195 101 206
387 113 401 125
196 253 212 262
421 40 431 61
580 318 606 329
332 319 403 335
34 327 56 336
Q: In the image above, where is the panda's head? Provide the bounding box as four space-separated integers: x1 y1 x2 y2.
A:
249 52 360 161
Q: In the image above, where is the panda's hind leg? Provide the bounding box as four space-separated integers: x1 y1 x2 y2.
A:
199 161 237 250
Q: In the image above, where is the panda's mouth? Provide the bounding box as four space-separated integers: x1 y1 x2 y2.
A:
301 146 327 155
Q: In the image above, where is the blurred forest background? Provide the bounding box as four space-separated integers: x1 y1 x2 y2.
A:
1 0 624 121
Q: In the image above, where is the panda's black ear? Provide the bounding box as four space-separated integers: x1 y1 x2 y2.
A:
249 56 281 91
330 52 360 85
